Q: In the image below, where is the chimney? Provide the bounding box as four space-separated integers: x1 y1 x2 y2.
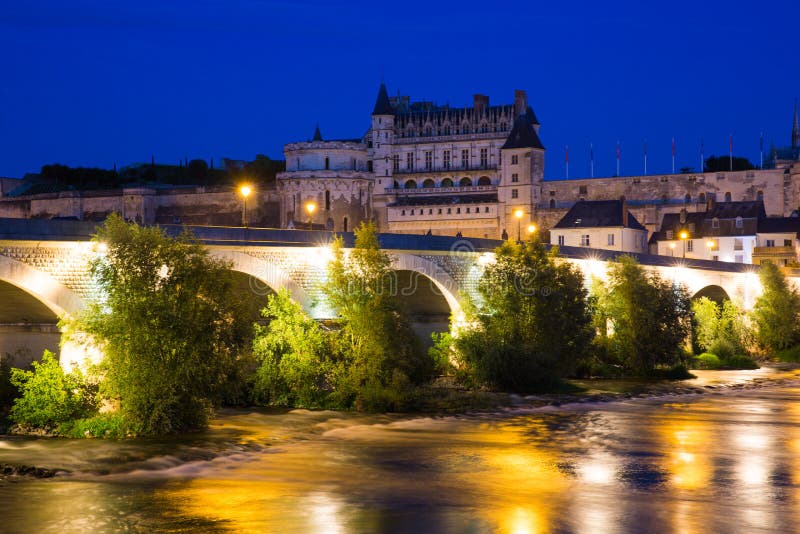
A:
473 94 489 113
514 89 527 116
621 198 629 227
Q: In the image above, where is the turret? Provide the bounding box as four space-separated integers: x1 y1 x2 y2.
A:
370 82 396 199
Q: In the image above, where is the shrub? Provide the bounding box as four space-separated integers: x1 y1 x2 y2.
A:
775 346 800 362
722 354 759 370
694 352 722 369
0 353 20 414
57 413 133 439
9 351 98 429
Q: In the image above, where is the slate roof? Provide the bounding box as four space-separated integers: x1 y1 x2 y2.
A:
649 201 769 243
757 216 800 234
553 200 646 230
706 201 766 219
372 83 394 115
501 111 545 150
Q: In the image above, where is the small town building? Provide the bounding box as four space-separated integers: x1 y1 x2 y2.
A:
550 199 648 253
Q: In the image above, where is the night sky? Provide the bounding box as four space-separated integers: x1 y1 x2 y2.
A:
2 0 798 180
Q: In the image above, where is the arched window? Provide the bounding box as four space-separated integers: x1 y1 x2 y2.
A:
461 123 470 134
325 190 330 211
343 217 348 232
725 192 732 202
549 199 556 209
685 193 691 203
325 157 330 170
757 190 764 201
422 179 435 188
404 180 417 189
393 180 399 189
424 126 432 137
460 177 472 187
477 176 491 186
499 122 507 131
441 178 454 188
443 125 451 135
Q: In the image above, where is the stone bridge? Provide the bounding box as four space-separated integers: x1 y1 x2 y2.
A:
0 218 771 367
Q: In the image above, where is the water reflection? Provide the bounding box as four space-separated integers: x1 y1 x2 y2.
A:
3 386 800 532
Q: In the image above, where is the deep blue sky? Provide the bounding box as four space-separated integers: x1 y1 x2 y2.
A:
2 0 798 180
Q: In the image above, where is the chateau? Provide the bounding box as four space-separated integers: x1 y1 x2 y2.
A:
277 84 800 242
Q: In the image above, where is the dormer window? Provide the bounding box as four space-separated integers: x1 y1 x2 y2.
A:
666 230 674 240
735 216 743 228
712 218 720 229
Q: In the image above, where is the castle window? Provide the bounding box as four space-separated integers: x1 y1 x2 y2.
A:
511 155 519 165
443 150 451 169
579 185 588 195
325 190 330 211
460 177 472 187
447 208 452 214
685 193 691 203
425 126 432 137
405 180 417 189
343 217 348 232
478 176 491 186
392 155 400 172
441 178 454 187
296 158 300 170
757 190 764 201
423 179 435 188
457 208 461 214
461 149 469 169
466 207 471 213
401 210 406 216
687 240 694 252
438 208 442 214
480 148 488 168
485 206 489 213
608 234 615 246
406 153 414 170
324 157 329 170
425 151 432 170
500 122 507 131
699 193 706 202
410 209 415 215
443 125 451 135
512 173 519 183
393 180 399 188
712 218 720 228
549 199 556 208
429 209 433 214
725 192 732 202
511 189 519 199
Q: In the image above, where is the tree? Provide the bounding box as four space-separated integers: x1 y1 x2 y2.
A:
251 289 331 407
74 214 250 434
454 238 594 391
752 261 800 352
703 155 755 172
593 256 691 375
323 221 429 409
691 297 752 362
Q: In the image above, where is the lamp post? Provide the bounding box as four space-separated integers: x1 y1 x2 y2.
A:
706 240 716 259
239 184 252 227
679 230 689 258
306 201 316 230
527 224 537 240
514 208 524 242
669 242 676 256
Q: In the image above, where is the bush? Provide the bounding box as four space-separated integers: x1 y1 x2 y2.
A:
57 413 133 439
775 346 800 362
694 352 722 370
723 354 759 370
9 351 98 429
0 353 20 415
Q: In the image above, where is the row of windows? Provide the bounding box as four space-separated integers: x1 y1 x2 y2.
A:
394 177 493 189
398 206 493 216
394 149 491 171
399 122 510 138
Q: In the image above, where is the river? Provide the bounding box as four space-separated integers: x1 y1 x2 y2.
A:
2 369 800 533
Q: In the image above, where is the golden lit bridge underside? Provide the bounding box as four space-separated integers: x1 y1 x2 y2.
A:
0 218 769 364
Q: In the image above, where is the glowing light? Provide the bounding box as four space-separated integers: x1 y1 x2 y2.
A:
679 231 688 240
477 252 495 267
527 224 537 234
96 242 108 254
706 240 716 249
306 201 317 215
579 461 614 484
239 184 252 198
514 208 524 219
669 242 676 249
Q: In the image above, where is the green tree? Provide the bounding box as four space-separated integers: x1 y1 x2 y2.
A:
324 221 429 410
251 289 331 407
74 214 250 434
703 155 756 172
752 261 800 352
593 256 691 375
454 238 594 391
9 351 97 429
691 297 753 362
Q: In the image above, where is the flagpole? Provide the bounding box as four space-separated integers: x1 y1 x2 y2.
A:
643 139 647 175
700 138 705 173
671 137 676 174
565 145 569 180
616 141 620 177
729 134 733 171
590 142 594 178
760 132 764 169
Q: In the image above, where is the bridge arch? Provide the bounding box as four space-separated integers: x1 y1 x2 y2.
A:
391 254 463 321
209 249 319 317
691 284 730 304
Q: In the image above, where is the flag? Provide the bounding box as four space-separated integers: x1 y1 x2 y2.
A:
590 143 594 161
565 145 569 163
644 140 647 156
616 141 621 160
672 137 675 157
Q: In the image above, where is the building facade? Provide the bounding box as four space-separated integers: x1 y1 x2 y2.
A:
276 83 800 244
550 200 648 254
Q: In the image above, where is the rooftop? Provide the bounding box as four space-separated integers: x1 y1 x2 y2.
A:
553 199 646 231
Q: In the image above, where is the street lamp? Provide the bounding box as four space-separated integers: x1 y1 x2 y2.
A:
514 208 524 241
706 240 716 258
306 201 316 230
669 242 676 256
527 224 537 235
239 184 252 227
679 230 689 258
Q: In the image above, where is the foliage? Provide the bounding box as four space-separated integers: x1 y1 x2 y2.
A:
40 163 119 190
323 221 431 410
452 238 594 392
251 289 331 407
703 155 756 172
592 256 692 375
691 297 751 355
9 351 98 429
752 261 800 352
428 332 455 376
694 352 722 370
775 346 800 362
73 214 251 434
0 353 20 415
57 413 133 439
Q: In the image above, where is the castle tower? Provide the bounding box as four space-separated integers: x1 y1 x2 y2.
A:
498 93 545 236
369 82 396 228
